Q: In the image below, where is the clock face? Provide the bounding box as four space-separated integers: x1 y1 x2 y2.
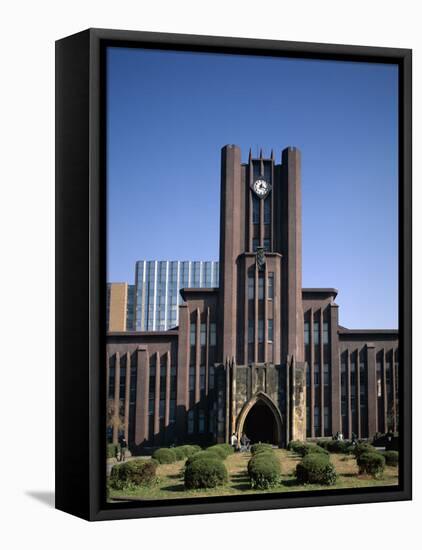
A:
253 178 270 198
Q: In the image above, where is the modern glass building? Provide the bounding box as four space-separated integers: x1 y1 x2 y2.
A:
135 260 219 331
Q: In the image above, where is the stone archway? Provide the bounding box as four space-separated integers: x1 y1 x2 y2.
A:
236 392 283 446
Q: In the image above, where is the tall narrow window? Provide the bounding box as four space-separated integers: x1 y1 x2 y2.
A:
248 276 254 300
268 272 274 299
350 355 357 434
314 363 320 386
268 319 273 342
252 238 259 252
258 319 264 343
200 322 206 363
209 365 215 390
189 363 195 406
263 238 271 251
169 360 177 424
314 406 320 432
108 365 115 399
306 406 311 437
148 359 156 439
264 196 271 224
210 323 217 346
323 363 330 386
160 357 166 421
200 366 206 393
341 352 348 436
248 319 254 343
200 323 206 346
304 320 310 360
198 410 205 434
313 319 320 345
324 407 330 432
323 321 329 344
119 366 126 399
252 195 260 224
190 322 196 366
129 364 137 404
187 410 194 434
258 273 264 300
189 366 195 391
306 365 311 387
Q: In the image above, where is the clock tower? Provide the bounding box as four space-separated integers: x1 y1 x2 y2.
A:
217 145 306 444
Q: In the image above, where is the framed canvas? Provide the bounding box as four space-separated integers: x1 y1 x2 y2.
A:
55 28 412 521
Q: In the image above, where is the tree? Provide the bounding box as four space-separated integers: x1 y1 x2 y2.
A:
107 398 125 441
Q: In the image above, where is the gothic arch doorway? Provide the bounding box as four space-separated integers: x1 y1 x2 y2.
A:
236 392 283 446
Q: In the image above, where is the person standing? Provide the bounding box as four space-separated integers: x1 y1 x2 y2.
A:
240 433 250 452
230 432 238 452
119 436 128 462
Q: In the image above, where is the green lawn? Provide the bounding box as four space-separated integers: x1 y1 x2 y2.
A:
108 449 399 502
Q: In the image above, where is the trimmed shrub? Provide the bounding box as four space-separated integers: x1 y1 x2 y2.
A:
248 455 281 489
385 436 399 451
383 450 399 467
173 447 187 460
247 451 277 469
372 432 399 449
319 440 352 454
110 459 157 490
353 442 377 459
152 448 177 464
206 444 234 459
287 440 307 455
184 458 228 489
107 443 119 459
176 444 201 458
185 450 223 467
287 442 326 458
296 454 337 486
357 451 385 477
251 443 273 455
303 444 329 457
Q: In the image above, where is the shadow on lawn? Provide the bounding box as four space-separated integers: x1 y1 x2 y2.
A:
166 473 184 480
160 483 186 493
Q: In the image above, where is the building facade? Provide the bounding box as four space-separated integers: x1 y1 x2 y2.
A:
106 146 399 448
106 283 135 332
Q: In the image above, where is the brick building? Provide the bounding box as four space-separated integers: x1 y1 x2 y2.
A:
106 145 399 449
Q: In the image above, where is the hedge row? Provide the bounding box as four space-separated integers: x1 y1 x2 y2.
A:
317 440 353 454
107 443 119 459
372 432 399 451
110 459 158 490
383 450 399 467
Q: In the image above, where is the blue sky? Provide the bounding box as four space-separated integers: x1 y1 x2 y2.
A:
106 47 398 329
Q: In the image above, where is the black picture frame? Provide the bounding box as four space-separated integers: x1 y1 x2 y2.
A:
55 28 412 521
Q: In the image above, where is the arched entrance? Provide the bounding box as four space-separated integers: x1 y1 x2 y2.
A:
236 392 283 446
